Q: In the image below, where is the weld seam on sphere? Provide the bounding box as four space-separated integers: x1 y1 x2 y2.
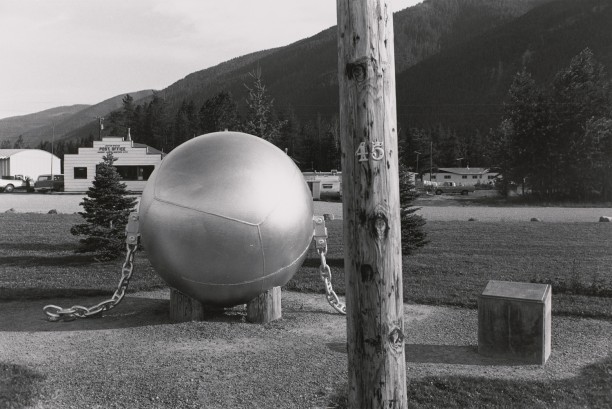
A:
150 196 260 226
179 243 310 287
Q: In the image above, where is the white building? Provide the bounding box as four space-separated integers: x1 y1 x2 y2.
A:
0 149 61 181
422 167 498 186
63 136 165 193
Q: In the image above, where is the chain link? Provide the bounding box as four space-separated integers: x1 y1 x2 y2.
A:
313 216 346 315
43 213 140 322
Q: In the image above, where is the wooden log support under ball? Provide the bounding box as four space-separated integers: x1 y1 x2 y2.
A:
170 287 282 324
246 286 282 323
169 288 224 322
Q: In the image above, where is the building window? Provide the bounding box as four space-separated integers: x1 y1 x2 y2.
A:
462 175 468 179
431 175 436 180
473 175 478 179
74 167 87 179
444 175 451 179
488 175 496 180
113 165 155 181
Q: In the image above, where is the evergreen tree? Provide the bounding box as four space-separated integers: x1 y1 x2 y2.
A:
243 68 287 143
400 127 426 173
1 140 11 149
489 119 515 196
494 68 552 196
494 50 612 201
144 94 169 152
399 163 428 254
105 94 140 139
71 152 138 260
585 117 612 201
551 48 612 200
300 120 319 170
277 107 302 162
199 91 240 133
13 135 27 149
121 94 136 131
131 104 144 142
172 99 199 148
324 116 341 170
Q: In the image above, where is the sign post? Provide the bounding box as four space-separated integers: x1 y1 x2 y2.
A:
336 0 407 407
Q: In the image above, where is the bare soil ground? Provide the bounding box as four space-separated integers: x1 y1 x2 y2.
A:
1 289 610 408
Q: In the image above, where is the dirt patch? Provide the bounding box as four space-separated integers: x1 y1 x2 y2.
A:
1 290 610 408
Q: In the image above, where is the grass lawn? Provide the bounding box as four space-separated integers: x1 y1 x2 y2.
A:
290 219 612 319
328 356 612 408
0 213 166 300
1 213 611 318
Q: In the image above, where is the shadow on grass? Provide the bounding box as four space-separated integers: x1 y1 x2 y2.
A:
326 343 524 366
0 254 96 267
0 287 114 301
301 258 344 268
326 356 612 408
0 293 257 331
0 362 45 409
0 295 172 332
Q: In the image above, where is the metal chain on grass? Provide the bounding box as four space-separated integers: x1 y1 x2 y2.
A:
313 216 346 315
43 213 140 322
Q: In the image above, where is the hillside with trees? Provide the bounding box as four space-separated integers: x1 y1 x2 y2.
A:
52 0 556 156
0 91 155 149
134 0 552 124
0 105 89 146
396 0 612 178
15 0 612 201
396 0 612 132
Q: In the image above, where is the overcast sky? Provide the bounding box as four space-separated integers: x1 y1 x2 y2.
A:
0 0 422 120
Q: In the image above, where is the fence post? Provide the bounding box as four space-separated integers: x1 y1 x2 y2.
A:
336 0 407 407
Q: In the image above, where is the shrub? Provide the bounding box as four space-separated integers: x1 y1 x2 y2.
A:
399 163 429 254
70 152 138 260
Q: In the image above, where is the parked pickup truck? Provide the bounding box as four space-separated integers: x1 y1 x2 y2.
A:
0 175 27 193
430 181 475 195
34 174 64 192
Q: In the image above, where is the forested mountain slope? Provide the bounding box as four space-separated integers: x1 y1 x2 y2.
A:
0 105 88 144
22 90 156 147
145 0 552 121
395 0 612 133
21 0 611 177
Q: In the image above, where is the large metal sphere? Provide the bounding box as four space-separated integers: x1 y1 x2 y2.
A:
139 131 313 306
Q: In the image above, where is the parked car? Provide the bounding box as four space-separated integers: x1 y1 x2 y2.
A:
430 181 475 195
0 175 27 193
34 174 64 192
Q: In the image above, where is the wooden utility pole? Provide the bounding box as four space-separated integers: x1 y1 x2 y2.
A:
337 1 407 408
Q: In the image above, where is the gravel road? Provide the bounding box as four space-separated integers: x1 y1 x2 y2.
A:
2 193 610 222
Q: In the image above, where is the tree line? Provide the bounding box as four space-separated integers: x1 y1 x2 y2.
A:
491 48 612 201
101 69 342 172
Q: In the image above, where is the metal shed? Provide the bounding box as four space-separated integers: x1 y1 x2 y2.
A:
0 149 61 181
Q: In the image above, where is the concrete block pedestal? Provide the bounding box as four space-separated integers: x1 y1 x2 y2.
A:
478 280 552 364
